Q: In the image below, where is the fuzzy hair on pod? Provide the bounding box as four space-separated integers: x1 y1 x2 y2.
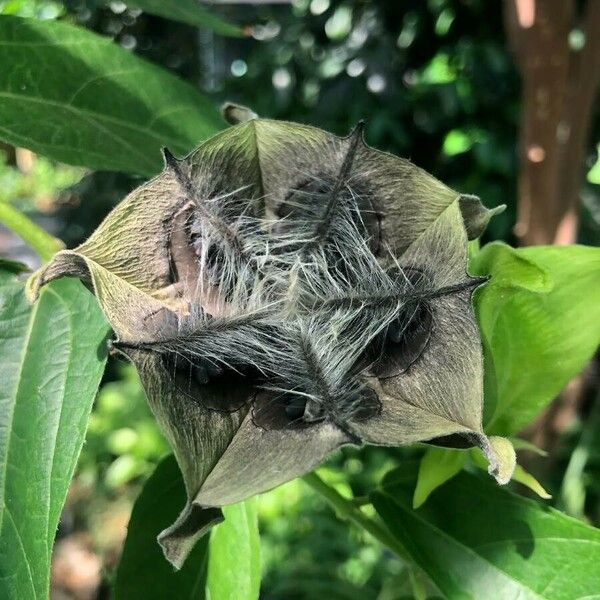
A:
118 123 483 432
27 115 512 569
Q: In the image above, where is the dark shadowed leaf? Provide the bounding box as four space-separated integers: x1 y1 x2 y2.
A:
471 243 600 435
115 455 211 600
372 463 600 600
207 499 261 600
126 0 246 37
0 16 222 175
0 270 108 600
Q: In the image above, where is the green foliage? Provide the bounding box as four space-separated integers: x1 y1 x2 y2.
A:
0 201 63 260
259 452 406 600
373 463 600 600
413 447 467 509
471 243 600 434
588 144 600 184
0 151 83 206
115 455 210 600
0 0 63 18
116 455 260 600
0 257 28 273
207 500 261 600
413 243 600 508
0 269 108 599
0 15 222 175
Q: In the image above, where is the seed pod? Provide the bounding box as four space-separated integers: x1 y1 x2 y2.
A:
27 117 510 569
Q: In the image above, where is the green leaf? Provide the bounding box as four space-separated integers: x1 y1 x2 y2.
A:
372 463 600 600
0 272 108 600
0 15 223 175
115 455 212 600
511 465 551 500
509 438 548 457
207 499 261 600
413 447 466 508
587 144 600 184
126 0 246 37
442 129 473 156
471 243 600 434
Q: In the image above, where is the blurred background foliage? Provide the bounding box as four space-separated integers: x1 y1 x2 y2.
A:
0 0 598 598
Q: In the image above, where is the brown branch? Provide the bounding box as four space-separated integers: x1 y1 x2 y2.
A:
505 0 575 245
554 0 600 243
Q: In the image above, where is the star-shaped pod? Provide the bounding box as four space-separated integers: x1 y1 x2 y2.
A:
27 116 510 569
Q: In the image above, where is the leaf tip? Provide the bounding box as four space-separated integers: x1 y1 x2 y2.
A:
491 203 507 216
512 464 552 500
221 102 258 125
412 492 425 510
459 195 506 240
161 147 180 170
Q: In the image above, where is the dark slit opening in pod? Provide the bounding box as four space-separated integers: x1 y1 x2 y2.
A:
165 353 257 413
368 268 433 378
251 390 315 431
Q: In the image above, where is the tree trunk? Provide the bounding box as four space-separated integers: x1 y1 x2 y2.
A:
505 0 600 245
504 1 600 467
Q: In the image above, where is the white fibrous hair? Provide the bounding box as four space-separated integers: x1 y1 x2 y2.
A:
114 124 481 438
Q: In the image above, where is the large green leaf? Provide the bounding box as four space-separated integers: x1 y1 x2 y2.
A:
126 0 245 37
116 455 261 599
471 243 600 435
0 270 108 600
115 455 211 600
207 499 261 600
372 463 600 600
0 16 222 175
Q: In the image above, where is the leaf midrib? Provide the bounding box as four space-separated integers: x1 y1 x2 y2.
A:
43 288 72 552
0 92 168 171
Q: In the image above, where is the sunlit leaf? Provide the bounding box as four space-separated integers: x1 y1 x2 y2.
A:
413 447 466 508
115 455 212 600
373 463 600 599
207 499 261 600
0 269 108 599
471 243 600 434
0 15 222 175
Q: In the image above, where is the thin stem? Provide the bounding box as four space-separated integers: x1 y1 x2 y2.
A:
350 495 371 507
302 471 411 562
0 202 64 261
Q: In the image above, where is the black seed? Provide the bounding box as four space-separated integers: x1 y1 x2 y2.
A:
352 386 381 421
284 395 307 420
